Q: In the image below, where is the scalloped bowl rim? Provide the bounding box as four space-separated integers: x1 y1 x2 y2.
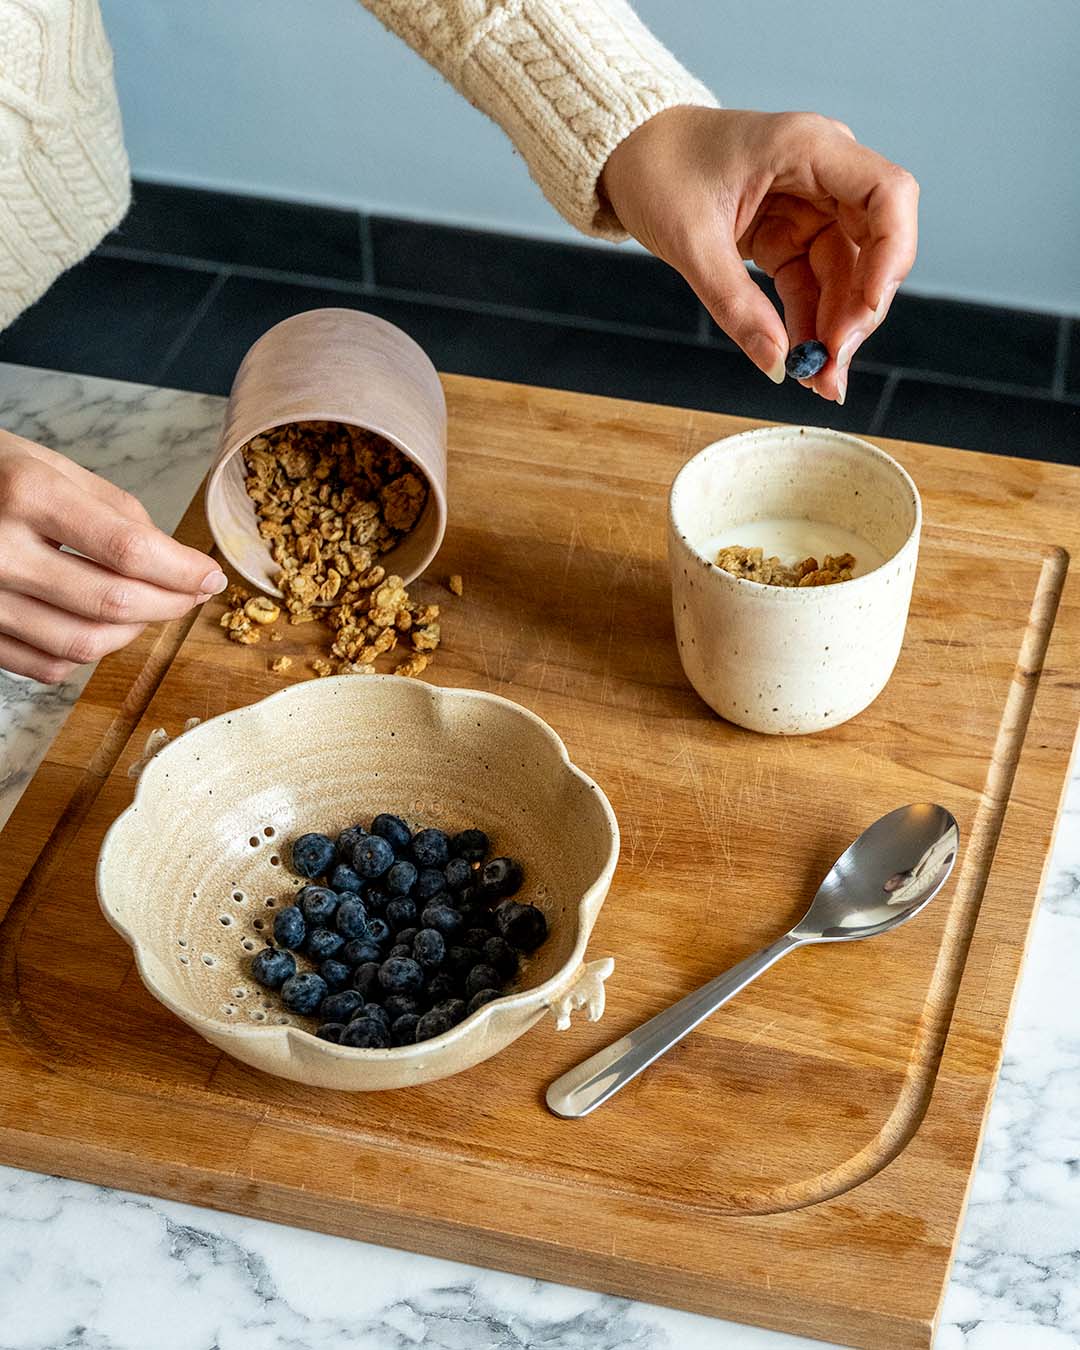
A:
96 675 620 1062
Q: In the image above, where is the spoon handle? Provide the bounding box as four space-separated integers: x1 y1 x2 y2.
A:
545 932 802 1119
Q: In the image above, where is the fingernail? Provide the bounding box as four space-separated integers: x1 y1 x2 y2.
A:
195 592 212 604
873 281 900 327
836 371 847 406
751 336 787 384
201 570 228 595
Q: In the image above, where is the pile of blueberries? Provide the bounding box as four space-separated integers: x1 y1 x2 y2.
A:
249 814 548 1048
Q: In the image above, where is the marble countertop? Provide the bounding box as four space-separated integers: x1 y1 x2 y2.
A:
0 363 1077 1350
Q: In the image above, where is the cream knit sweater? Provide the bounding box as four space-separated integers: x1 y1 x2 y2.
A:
0 0 716 330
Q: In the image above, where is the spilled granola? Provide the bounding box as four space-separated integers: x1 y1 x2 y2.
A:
715 545 856 588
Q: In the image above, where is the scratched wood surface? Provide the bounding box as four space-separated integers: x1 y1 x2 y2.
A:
1 375 1078 1350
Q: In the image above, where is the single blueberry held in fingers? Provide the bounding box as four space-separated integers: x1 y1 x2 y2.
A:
413 928 446 970
251 946 296 990
443 857 472 892
291 833 335 879
466 988 500 1016
335 824 367 862
351 961 382 999
415 867 447 902
451 828 488 863
386 897 417 930
366 917 392 947
477 857 524 902
335 895 370 940
316 1022 345 1043
331 863 364 896
496 901 548 952
298 885 338 927
320 989 364 1024
272 905 306 951
378 956 425 994
319 958 352 992
370 813 412 853
384 992 421 1019
386 860 418 896
412 827 450 868
306 927 345 962
352 834 395 879
785 340 829 380
391 1013 421 1046
280 972 328 1015
341 939 382 966
340 1016 390 1049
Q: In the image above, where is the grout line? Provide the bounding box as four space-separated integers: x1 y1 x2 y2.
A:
358 215 376 289
867 370 901 436
1052 316 1070 398
149 269 231 385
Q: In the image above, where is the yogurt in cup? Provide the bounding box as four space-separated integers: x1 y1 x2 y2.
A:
668 426 921 734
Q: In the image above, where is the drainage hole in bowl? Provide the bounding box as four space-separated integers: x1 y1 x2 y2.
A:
240 938 256 952
252 919 265 932
178 954 189 965
177 938 188 948
263 826 275 838
269 854 280 866
275 1015 291 1025
223 1004 237 1016
232 987 248 999
218 914 233 927
232 890 245 904
249 836 259 848
202 954 216 967
264 897 276 907
250 1010 266 1022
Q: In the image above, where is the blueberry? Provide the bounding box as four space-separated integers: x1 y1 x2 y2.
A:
320 989 363 1023
477 857 524 901
451 828 489 863
496 901 548 953
415 867 447 902
280 972 328 1015
415 1005 456 1041
465 926 495 950
352 833 395 879
425 972 460 1004
384 992 421 1019
387 944 412 961
386 897 417 930
351 961 382 998
386 859 418 896
483 935 519 981
272 905 306 951
335 824 367 862
319 958 352 992
391 1013 421 1046
251 946 296 990
366 917 392 947
306 927 345 962
445 945 482 978
464 964 502 1000
420 903 463 937
361 1002 391 1034
371 813 413 852
342 939 382 966
466 988 500 1015
291 832 335 879
443 857 472 892
316 1023 345 1043
413 928 446 970
340 1016 390 1049
335 895 370 940
457 908 492 936
785 339 829 380
378 956 425 994
412 828 450 868
395 927 419 948
364 887 389 915
331 862 364 896
298 885 338 927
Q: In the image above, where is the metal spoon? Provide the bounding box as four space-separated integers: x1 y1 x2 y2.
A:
546 802 960 1119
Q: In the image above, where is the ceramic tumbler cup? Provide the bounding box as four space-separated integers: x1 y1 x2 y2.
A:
205 308 448 597
668 426 921 734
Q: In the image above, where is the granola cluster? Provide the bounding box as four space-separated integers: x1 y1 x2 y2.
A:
714 545 856 588
219 421 445 678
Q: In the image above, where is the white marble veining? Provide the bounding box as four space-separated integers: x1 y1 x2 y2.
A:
1 362 1079 1349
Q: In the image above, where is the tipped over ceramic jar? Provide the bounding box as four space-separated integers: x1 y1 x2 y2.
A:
668 426 922 735
205 308 448 597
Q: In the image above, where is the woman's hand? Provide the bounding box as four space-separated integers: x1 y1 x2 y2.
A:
0 430 226 683
600 107 919 403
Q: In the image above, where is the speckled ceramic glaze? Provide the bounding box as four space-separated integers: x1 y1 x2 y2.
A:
205 308 448 597
668 426 921 734
96 677 619 1090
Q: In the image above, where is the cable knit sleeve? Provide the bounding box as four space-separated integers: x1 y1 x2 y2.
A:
358 0 719 239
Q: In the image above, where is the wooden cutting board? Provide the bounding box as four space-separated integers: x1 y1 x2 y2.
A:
1 376 1078 1350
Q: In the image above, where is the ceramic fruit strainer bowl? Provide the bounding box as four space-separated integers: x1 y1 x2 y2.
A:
96 677 619 1091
